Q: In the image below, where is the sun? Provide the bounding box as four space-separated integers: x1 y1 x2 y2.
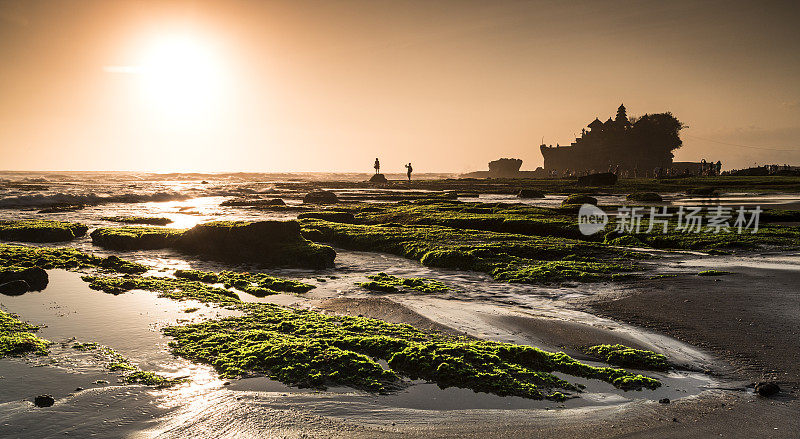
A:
135 34 225 116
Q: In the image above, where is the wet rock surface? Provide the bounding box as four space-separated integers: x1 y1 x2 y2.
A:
33 395 54 408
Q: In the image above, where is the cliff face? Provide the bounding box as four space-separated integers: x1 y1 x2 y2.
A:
487 158 523 176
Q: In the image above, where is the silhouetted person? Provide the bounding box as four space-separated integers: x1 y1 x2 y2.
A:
405 162 413 181
715 160 722 176
374 158 380 174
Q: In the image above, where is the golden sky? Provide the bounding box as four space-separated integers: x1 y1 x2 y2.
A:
1 0 799 172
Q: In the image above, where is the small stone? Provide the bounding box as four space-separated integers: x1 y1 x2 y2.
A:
659 398 670 404
34 395 55 408
672 418 678 422
74 387 84 392
755 382 780 397
223 381 231 386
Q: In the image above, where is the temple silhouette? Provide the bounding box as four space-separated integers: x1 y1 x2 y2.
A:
540 104 685 175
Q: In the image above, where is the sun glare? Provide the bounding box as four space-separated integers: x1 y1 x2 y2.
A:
134 34 225 116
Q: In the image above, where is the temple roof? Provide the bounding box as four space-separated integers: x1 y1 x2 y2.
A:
587 118 603 129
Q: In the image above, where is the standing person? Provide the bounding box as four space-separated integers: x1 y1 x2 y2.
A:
373 158 380 175
405 162 413 181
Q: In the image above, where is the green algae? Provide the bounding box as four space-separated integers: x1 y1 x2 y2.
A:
101 216 174 226
90 226 185 250
0 244 147 274
89 343 185 387
72 342 98 351
697 270 733 276
359 272 449 294
81 274 241 304
0 309 50 357
0 220 88 243
301 219 636 285
174 269 315 296
164 303 660 400
626 192 663 202
91 221 336 268
584 344 670 371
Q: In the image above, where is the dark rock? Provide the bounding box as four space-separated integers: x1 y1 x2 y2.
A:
297 212 357 224
74 387 84 392
177 221 336 269
626 192 663 202
577 172 617 186
369 173 388 183
0 279 31 295
0 267 48 291
755 382 780 397
34 395 55 408
303 190 339 204
658 398 670 404
220 198 286 207
200 180 209 184
38 204 85 214
561 194 598 206
517 189 545 199
686 187 718 196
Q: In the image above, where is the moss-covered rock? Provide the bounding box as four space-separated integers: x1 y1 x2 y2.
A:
626 192 663 202
0 244 147 274
90 227 184 250
164 303 661 400
0 220 88 242
91 221 336 269
561 194 598 206
517 189 545 198
584 344 670 371
303 190 339 204
220 198 286 207
1 309 50 358
175 269 315 296
359 272 448 293
81 274 241 304
176 221 335 268
101 216 173 226
297 211 357 224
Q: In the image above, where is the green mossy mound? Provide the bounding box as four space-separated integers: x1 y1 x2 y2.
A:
0 244 147 274
177 221 335 268
561 194 598 206
81 274 241 304
0 220 88 242
1 309 50 357
297 211 357 224
90 226 184 250
517 189 545 198
359 272 448 293
101 216 173 226
91 221 336 269
175 269 314 296
626 192 663 202
303 190 339 204
164 303 661 400
584 344 670 371
301 219 634 284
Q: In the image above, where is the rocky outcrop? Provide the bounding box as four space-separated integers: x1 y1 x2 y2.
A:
0 220 88 242
626 192 663 202
369 174 388 183
303 190 339 204
220 198 286 207
91 221 336 269
0 267 48 293
517 189 545 199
